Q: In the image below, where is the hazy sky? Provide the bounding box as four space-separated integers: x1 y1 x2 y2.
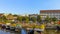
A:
0 0 60 14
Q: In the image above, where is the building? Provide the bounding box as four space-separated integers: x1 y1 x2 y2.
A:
40 10 60 20
29 14 38 18
29 14 46 20
40 15 47 20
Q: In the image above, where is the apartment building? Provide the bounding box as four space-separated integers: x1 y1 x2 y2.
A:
40 10 60 20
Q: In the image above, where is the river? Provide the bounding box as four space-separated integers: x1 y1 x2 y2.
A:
0 28 60 34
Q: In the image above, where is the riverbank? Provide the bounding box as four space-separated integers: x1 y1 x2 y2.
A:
0 22 58 30
0 27 60 34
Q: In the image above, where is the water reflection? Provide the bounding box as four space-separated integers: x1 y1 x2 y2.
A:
0 28 27 34
0 29 20 34
0 30 10 34
45 30 60 34
0 28 60 34
21 29 27 34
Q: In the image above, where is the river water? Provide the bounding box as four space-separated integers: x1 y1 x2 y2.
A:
0 28 28 34
0 29 20 34
0 28 60 34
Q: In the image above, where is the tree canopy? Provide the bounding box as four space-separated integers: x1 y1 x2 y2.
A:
37 15 42 23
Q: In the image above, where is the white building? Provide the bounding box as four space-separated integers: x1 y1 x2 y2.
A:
40 10 60 20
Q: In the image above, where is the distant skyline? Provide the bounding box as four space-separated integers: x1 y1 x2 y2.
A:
0 0 60 15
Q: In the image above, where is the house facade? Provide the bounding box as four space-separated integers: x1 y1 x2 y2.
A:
40 10 60 20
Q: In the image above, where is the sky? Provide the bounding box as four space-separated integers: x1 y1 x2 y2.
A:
0 0 60 15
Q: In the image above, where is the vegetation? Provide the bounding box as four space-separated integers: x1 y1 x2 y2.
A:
24 16 29 23
52 17 58 22
17 16 22 22
0 15 7 23
45 16 50 23
0 14 59 28
21 16 29 23
37 15 42 23
30 17 37 23
45 16 58 24
0 14 58 23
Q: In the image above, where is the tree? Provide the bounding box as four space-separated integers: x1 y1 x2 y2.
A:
52 17 58 23
0 15 7 22
45 16 50 23
17 16 22 22
37 15 42 23
22 16 29 23
30 17 37 23
13 14 18 17
2 15 7 23
25 16 29 23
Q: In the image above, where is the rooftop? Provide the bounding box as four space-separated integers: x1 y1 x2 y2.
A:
40 10 60 13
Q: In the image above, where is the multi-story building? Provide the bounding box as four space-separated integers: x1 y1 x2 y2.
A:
40 10 60 20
